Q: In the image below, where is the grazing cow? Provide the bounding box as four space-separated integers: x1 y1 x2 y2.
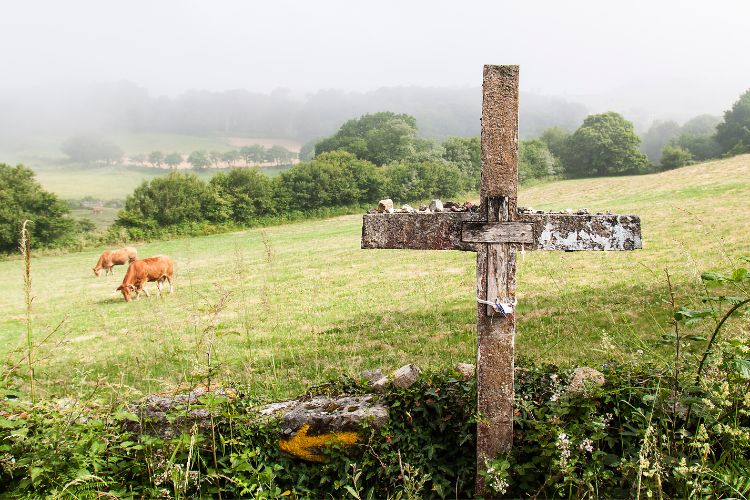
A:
93 246 137 277
116 255 174 302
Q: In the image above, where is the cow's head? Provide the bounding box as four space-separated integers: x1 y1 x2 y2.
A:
116 284 135 302
93 267 102 277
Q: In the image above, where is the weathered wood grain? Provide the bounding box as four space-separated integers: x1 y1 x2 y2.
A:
462 222 533 244
362 212 642 252
361 212 481 251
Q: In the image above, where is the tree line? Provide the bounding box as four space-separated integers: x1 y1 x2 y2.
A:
113 149 469 239
61 139 297 169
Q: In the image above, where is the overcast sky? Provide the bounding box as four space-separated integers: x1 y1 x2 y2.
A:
1 0 748 118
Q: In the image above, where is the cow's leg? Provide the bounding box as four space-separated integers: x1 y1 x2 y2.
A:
156 280 162 297
142 286 150 298
167 276 174 293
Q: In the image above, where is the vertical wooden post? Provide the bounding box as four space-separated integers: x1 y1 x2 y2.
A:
476 65 519 493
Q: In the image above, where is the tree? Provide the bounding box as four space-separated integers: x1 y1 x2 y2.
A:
115 172 228 233
715 89 750 155
519 139 557 183
669 133 720 162
276 151 383 211
187 151 210 170
314 112 420 165
562 112 650 177
164 153 183 168
149 150 164 168
640 120 680 165
0 164 76 252
539 127 571 160
382 160 466 202
209 151 223 168
299 139 319 161
660 145 694 170
681 114 721 136
210 168 276 223
239 145 265 165
266 145 294 165
442 137 480 189
221 150 240 167
61 135 123 165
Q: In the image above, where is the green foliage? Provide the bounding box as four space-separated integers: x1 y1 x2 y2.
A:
148 150 164 167
187 150 210 170
644 115 721 168
163 152 183 168
298 139 318 161
715 89 750 155
315 112 420 165
240 144 266 164
669 132 721 163
0 371 476 498
0 164 77 252
115 172 228 237
266 145 295 165
681 114 721 136
210 168 277 223
222 149 240 166
61 135 123 165
382 161 466 202
539 126 571 161
519 139 558 183
641 120 681 164
563 112 650 177
277 152 383 212
660 144 694 170
441 137 480 190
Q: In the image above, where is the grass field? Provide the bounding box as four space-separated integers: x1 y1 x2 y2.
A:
33 166 221 200
1 155 749 402
34 164 292 200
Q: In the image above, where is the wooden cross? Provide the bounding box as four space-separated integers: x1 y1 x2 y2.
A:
361 65 642 491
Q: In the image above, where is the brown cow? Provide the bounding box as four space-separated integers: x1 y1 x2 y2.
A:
93 246 137 277
116 255 174 302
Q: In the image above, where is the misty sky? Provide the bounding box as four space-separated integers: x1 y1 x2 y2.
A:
2 0 749 119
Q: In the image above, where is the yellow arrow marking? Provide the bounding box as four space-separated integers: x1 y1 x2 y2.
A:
279 423 360 462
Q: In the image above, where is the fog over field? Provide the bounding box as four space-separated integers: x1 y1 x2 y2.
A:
1 0 748 145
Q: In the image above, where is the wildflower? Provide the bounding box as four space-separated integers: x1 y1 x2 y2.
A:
490 477 509 495
579 438 594 453
556 432 572 466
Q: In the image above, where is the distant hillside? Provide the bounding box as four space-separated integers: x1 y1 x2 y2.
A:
0 82 588 148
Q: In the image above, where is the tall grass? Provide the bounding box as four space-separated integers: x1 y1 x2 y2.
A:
19 220 35 403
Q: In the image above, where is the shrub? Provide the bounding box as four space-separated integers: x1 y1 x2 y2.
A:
210 168 277 223
114 172 228 236
519 139 558 183
660 144 694 170
382 160 467 202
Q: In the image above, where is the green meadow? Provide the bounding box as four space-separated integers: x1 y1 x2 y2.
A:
1 155 749 402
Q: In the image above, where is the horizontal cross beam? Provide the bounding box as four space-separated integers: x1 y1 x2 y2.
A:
462 222 533 244
361 212 642 251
